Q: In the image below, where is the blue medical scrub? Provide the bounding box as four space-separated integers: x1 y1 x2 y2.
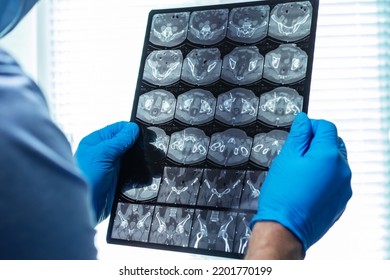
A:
0 48 97 259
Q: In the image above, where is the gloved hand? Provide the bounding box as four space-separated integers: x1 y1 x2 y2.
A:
250 112 352 252
74 121 139 224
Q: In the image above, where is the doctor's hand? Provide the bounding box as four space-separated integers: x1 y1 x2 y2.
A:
75 121 139 224
248 113 352 257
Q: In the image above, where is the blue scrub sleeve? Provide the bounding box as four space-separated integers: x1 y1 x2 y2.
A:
0 49 98 259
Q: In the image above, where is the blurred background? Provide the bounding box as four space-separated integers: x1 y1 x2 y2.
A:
1 0 389 260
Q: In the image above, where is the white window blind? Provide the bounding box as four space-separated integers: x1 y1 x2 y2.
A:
39 0 390 259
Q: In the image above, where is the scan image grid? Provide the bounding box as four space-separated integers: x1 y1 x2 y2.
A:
108 0 318 259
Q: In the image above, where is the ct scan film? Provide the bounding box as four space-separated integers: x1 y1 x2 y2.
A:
107 0 319 259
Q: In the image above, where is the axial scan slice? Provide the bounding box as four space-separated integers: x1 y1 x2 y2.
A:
149 206 194 247
268 1 313 42
181 48 222 86
175 89 216 125
136 90 176 125
197 169 244 208
188 9 229 45
215 88 259 126
149 12 190 47
111 203 154 242
227 5 270 44
167 128 210 165
263 44 308 84
250 130 288 167
208 128 253 167
143 126 170 159
221 46 264 85
157 166 203 205
121 176 161 202
143 50 183 86
108 0 318 259
258 87 303 127
189 210 237 253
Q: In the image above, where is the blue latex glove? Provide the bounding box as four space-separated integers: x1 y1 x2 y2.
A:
251 112 352 252
74 121 139 224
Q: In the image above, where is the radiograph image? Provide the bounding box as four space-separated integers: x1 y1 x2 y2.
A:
208 128 253 167
108 0 317 259
239 170 266 210
233 213 254 254
268 1 312 42
136 90 176 125
175 89 216 125
263 44 308 84
250 130 288 167
157 166 203 205
144 127 170 159
221 46 264 85
197 169 244 208
215 88 259 126
149 206 194 247
111 203 154 242
258 87 303 127
189 210 237 253
181 48 222 86
227 5 270 44
149 12 190 47
121 176 161 202
167 127 210 165
143 50 183 86
188 9 229 45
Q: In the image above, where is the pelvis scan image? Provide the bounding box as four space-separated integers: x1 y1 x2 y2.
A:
268 1 313 42
227 5 270 44
149 12 190 47
109 0 318 259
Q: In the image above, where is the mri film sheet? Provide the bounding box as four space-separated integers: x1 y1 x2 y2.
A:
108 0 319 259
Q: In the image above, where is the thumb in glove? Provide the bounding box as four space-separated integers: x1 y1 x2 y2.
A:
74 121 139 224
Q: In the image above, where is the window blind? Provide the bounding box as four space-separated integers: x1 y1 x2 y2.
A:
40 0 390 259
305 0 390 259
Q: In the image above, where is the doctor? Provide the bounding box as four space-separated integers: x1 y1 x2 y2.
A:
0 0 352 260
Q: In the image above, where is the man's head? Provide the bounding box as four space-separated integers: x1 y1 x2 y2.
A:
0 0 39 38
